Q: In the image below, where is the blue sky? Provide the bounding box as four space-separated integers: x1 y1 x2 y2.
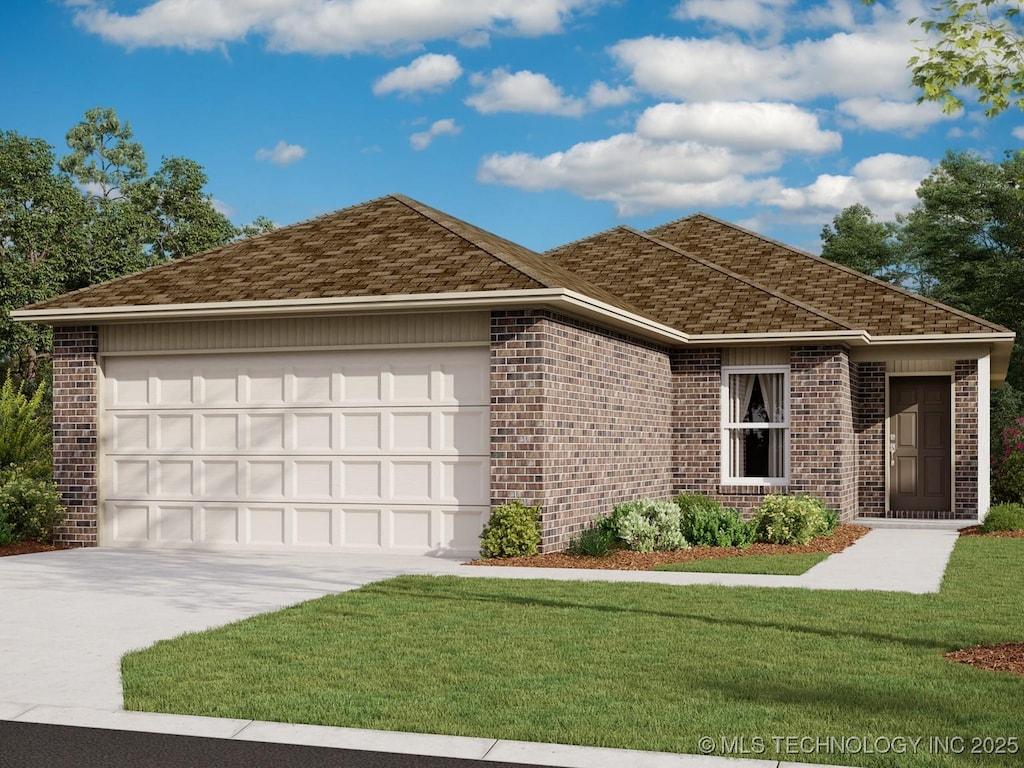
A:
3 0 1022 253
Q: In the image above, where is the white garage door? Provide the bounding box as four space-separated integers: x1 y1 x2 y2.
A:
101 347 490 554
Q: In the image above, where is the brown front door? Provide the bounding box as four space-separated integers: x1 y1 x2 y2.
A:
889 377 952 513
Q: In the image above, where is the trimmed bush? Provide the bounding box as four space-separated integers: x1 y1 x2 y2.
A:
607 498 688 553
752 494 833 545
566 526 616 557
0 474 65 543
675 494 754 548
980 503 1024 533
479 500 541 558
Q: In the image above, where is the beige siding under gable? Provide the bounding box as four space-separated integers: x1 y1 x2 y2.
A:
887 359 954 374
100 312 490 354
721 347 789 366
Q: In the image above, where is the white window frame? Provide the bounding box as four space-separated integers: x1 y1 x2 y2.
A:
720 364 790 485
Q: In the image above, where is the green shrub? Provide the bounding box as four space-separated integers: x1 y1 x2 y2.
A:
980 503 1024 533
479 500 541 558
0 509 15 547
566 526 616 557
675 494 754 548
751 494 833 545
608 498 688 553
0 474 66 543
0 376 52 479
993 418 1024 504
821 508 840 536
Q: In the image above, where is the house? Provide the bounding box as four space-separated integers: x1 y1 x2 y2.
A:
13 194 1015 555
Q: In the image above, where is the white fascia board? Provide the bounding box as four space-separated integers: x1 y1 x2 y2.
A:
978 354 991 521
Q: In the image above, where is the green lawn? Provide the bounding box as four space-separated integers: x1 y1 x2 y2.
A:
653 552 829 574
122 538 1024 767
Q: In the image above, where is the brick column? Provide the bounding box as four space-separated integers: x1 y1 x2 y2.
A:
789 346 858 521
51 326 100 546
954 359 979 519
855 361 886 517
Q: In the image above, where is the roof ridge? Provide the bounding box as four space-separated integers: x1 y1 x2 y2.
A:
624 227 856 331
389 193 554 290
542 223 623 256
678 213 1012 334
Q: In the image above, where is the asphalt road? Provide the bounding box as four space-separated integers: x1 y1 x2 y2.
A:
0 722 531 768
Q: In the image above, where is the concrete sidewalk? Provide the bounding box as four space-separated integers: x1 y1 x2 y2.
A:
1 527 957 768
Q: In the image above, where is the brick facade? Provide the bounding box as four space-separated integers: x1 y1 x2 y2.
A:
954 359 980 519
51 326 100 546
788 347 858 520
854 361 886 517
490 310 675 552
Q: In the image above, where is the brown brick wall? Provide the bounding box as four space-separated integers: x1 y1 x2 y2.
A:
490 310 675 552
854 361 886 517
954 359 979 519
789 346 858 521
51 326 100 546
671 345 859 520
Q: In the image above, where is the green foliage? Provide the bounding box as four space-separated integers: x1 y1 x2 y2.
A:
981 502 1024 531
0 508 14 546
819 204 924 289
993 416 1024 503
0 376 51 478
863 0 1024 116
1 108 271 384
607 498 688 553
751 495 834 545
479 500 541 558
566 526 616 557
0 473 65 543
675 494 754 548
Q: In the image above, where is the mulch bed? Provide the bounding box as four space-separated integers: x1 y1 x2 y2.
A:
946 643 1024 676
958 526 1024 538
0 541 68 558
465 524 868 571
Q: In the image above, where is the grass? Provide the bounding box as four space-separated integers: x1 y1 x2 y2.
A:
122 537 1024 767
652 552 829 574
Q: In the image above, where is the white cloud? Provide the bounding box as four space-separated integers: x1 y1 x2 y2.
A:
837 97 951 133
255 140 307 165
373 53 462 96
673 0 794 41
767 153 932 220
458 29 490 48
410 118 462 150
70 0 600 53
637 101 841 153
587 81 635 108
1011 126 1024 140
466 68 585 116
211 198 235 216
611 16 915 102
478 132 783 215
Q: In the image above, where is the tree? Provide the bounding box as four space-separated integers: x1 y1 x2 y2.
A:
1 107 268 382
864 0 1024 116
820 150 1024 390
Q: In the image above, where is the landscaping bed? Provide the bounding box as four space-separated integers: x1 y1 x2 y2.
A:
467 523 866 570
0 541 66 558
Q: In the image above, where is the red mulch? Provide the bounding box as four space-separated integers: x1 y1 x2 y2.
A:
959 526 1024 538
946 643 1024 676
465 524 868 570
0 541 68 558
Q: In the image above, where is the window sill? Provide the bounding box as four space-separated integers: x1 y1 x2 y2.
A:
720 483 789 495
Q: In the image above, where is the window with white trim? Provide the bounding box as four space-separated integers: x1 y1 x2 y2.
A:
721 365 789 484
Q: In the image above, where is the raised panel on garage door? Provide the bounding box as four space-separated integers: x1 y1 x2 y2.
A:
102 347 489 554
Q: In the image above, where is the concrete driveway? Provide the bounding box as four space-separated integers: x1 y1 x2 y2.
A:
0 548 467 709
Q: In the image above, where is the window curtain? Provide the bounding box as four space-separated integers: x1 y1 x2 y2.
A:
757 372 784 477
729 374 756 478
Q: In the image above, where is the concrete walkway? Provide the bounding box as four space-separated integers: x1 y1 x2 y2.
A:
0 527 958 768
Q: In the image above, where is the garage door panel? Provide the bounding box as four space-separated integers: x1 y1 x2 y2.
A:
103 347 488 554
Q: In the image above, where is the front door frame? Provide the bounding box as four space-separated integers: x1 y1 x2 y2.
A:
884 372 956 515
